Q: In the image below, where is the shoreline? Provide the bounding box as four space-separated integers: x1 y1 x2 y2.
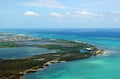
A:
0 46 105 79
0 32 106 79
19 59 66 75
19 50 105 79
19 59 66 79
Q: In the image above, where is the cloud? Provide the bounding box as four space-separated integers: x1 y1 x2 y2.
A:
74 11 101 17
50 12 62 18
21 0 66 9
24 11 39 16
50 11 103 19
67 11 103 18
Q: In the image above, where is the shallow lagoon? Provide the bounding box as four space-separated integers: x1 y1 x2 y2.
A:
0 47 55 59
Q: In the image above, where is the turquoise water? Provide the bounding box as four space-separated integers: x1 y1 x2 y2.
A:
1 29 120 79
22 29 120 79
0 47 55 59
24 56 120 79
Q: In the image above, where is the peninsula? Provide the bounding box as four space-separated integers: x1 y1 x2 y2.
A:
0 32 105 79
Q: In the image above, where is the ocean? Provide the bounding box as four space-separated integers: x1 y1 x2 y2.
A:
1 29 120 79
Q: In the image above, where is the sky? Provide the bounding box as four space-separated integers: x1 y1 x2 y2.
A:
0 0 120 28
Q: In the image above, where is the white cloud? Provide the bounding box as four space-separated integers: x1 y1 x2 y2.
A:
76 11 96 16
21 0 66 9
73 11 103 18
50 12 62 18
50 11 103 19
24 11 39 16
60 11 103 18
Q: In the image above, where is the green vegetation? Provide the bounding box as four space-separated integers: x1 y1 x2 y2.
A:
0 36 104 79
0 52 92 78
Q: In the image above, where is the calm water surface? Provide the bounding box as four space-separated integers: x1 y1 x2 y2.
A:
0 47 55 59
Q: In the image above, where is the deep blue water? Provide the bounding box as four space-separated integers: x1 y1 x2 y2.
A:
1 28 120 38
0 29 120 79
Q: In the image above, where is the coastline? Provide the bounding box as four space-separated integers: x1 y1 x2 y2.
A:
19 59 66 79
19 50 105 79
0 49 105 79
0 32 106 79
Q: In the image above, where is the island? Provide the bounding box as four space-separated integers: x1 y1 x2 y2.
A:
0 32 105 79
